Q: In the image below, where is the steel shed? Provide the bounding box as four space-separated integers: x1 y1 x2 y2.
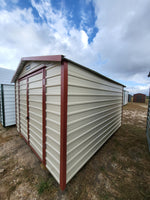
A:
12 55 125 190
0 84 16 127
133 93 146 103
123 90 129 105
128 94 132 102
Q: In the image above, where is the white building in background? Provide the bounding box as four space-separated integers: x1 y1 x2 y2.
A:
123 90 129 105
0 67 16 127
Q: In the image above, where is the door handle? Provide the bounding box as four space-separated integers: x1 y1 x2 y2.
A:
26 116 29 120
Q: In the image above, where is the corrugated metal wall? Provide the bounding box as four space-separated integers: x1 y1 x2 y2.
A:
15 81 19 132
45 63 61 183
0 86 2 124
146 98 150 152
123 90 129 105
0 84 16 127
128 94 132 102
66 62 123 183
133 93 146 103
19 79 28 139
29 73 43 159
3 85 16 126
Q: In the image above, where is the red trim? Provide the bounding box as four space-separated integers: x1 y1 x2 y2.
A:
22 55 63 62
18 67 46 165
27 77 29 144
60 61 68 190
19 66 45 81
42 68 46 166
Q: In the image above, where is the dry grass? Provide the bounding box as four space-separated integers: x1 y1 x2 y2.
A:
0 102 150 200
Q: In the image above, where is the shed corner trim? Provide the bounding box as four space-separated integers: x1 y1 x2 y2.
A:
60 60 68 190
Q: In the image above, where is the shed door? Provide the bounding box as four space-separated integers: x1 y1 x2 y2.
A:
28 72 43 159
19 68 46 163
20 79 28 140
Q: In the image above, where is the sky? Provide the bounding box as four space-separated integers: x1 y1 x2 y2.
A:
0 0 150 95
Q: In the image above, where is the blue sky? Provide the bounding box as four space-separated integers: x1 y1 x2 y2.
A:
0 0 150 95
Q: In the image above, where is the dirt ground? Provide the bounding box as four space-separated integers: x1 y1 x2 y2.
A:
0 102 150 200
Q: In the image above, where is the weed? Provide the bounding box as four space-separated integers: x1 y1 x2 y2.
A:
111 155 117 162
37 178 54 195
100 166 105 172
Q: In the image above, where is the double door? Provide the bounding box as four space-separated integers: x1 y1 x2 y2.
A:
19 69 46 162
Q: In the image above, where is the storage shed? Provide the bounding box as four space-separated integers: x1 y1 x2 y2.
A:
128 94 132 102
12 55 125 190
133 93 146 103
0 84 16 127
123 90 129 105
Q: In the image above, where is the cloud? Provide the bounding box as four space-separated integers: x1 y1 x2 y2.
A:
0 0 96 69
0 0 150 95
91 0 150 86
127 85 149 95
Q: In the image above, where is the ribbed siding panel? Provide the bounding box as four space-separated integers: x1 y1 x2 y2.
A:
16 81 19 131
29 73 43 159
45 63 61 183
123 90 129 105
3 85 16 126
67 63 123 183
20 79 27 139
0 86 2 124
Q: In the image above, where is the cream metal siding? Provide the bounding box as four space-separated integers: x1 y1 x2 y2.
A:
17 61 61 184
29 73 43 159
15 81 19 132
19 79 27 139
45 63 61 183
66 62 123 183
18 61 44 79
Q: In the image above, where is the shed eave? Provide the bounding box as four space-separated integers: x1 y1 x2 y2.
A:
12 54 126 87
64 58 126 87
11 55 64 83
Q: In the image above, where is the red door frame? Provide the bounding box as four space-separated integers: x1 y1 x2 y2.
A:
18 66 46 166
60 60 68 190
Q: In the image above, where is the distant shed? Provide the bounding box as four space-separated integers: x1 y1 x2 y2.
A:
128 94 132 102
123 90 129 105
133 93 146 103
12 55 125 190
0 84 16 127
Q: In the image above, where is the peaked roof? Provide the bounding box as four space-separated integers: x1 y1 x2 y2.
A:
11 55 125 87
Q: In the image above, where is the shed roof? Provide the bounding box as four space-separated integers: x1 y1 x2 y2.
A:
0 67 15 84
11 55 125 87
134 93 146 96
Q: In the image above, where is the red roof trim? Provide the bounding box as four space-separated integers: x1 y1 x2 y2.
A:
21 55 63 62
